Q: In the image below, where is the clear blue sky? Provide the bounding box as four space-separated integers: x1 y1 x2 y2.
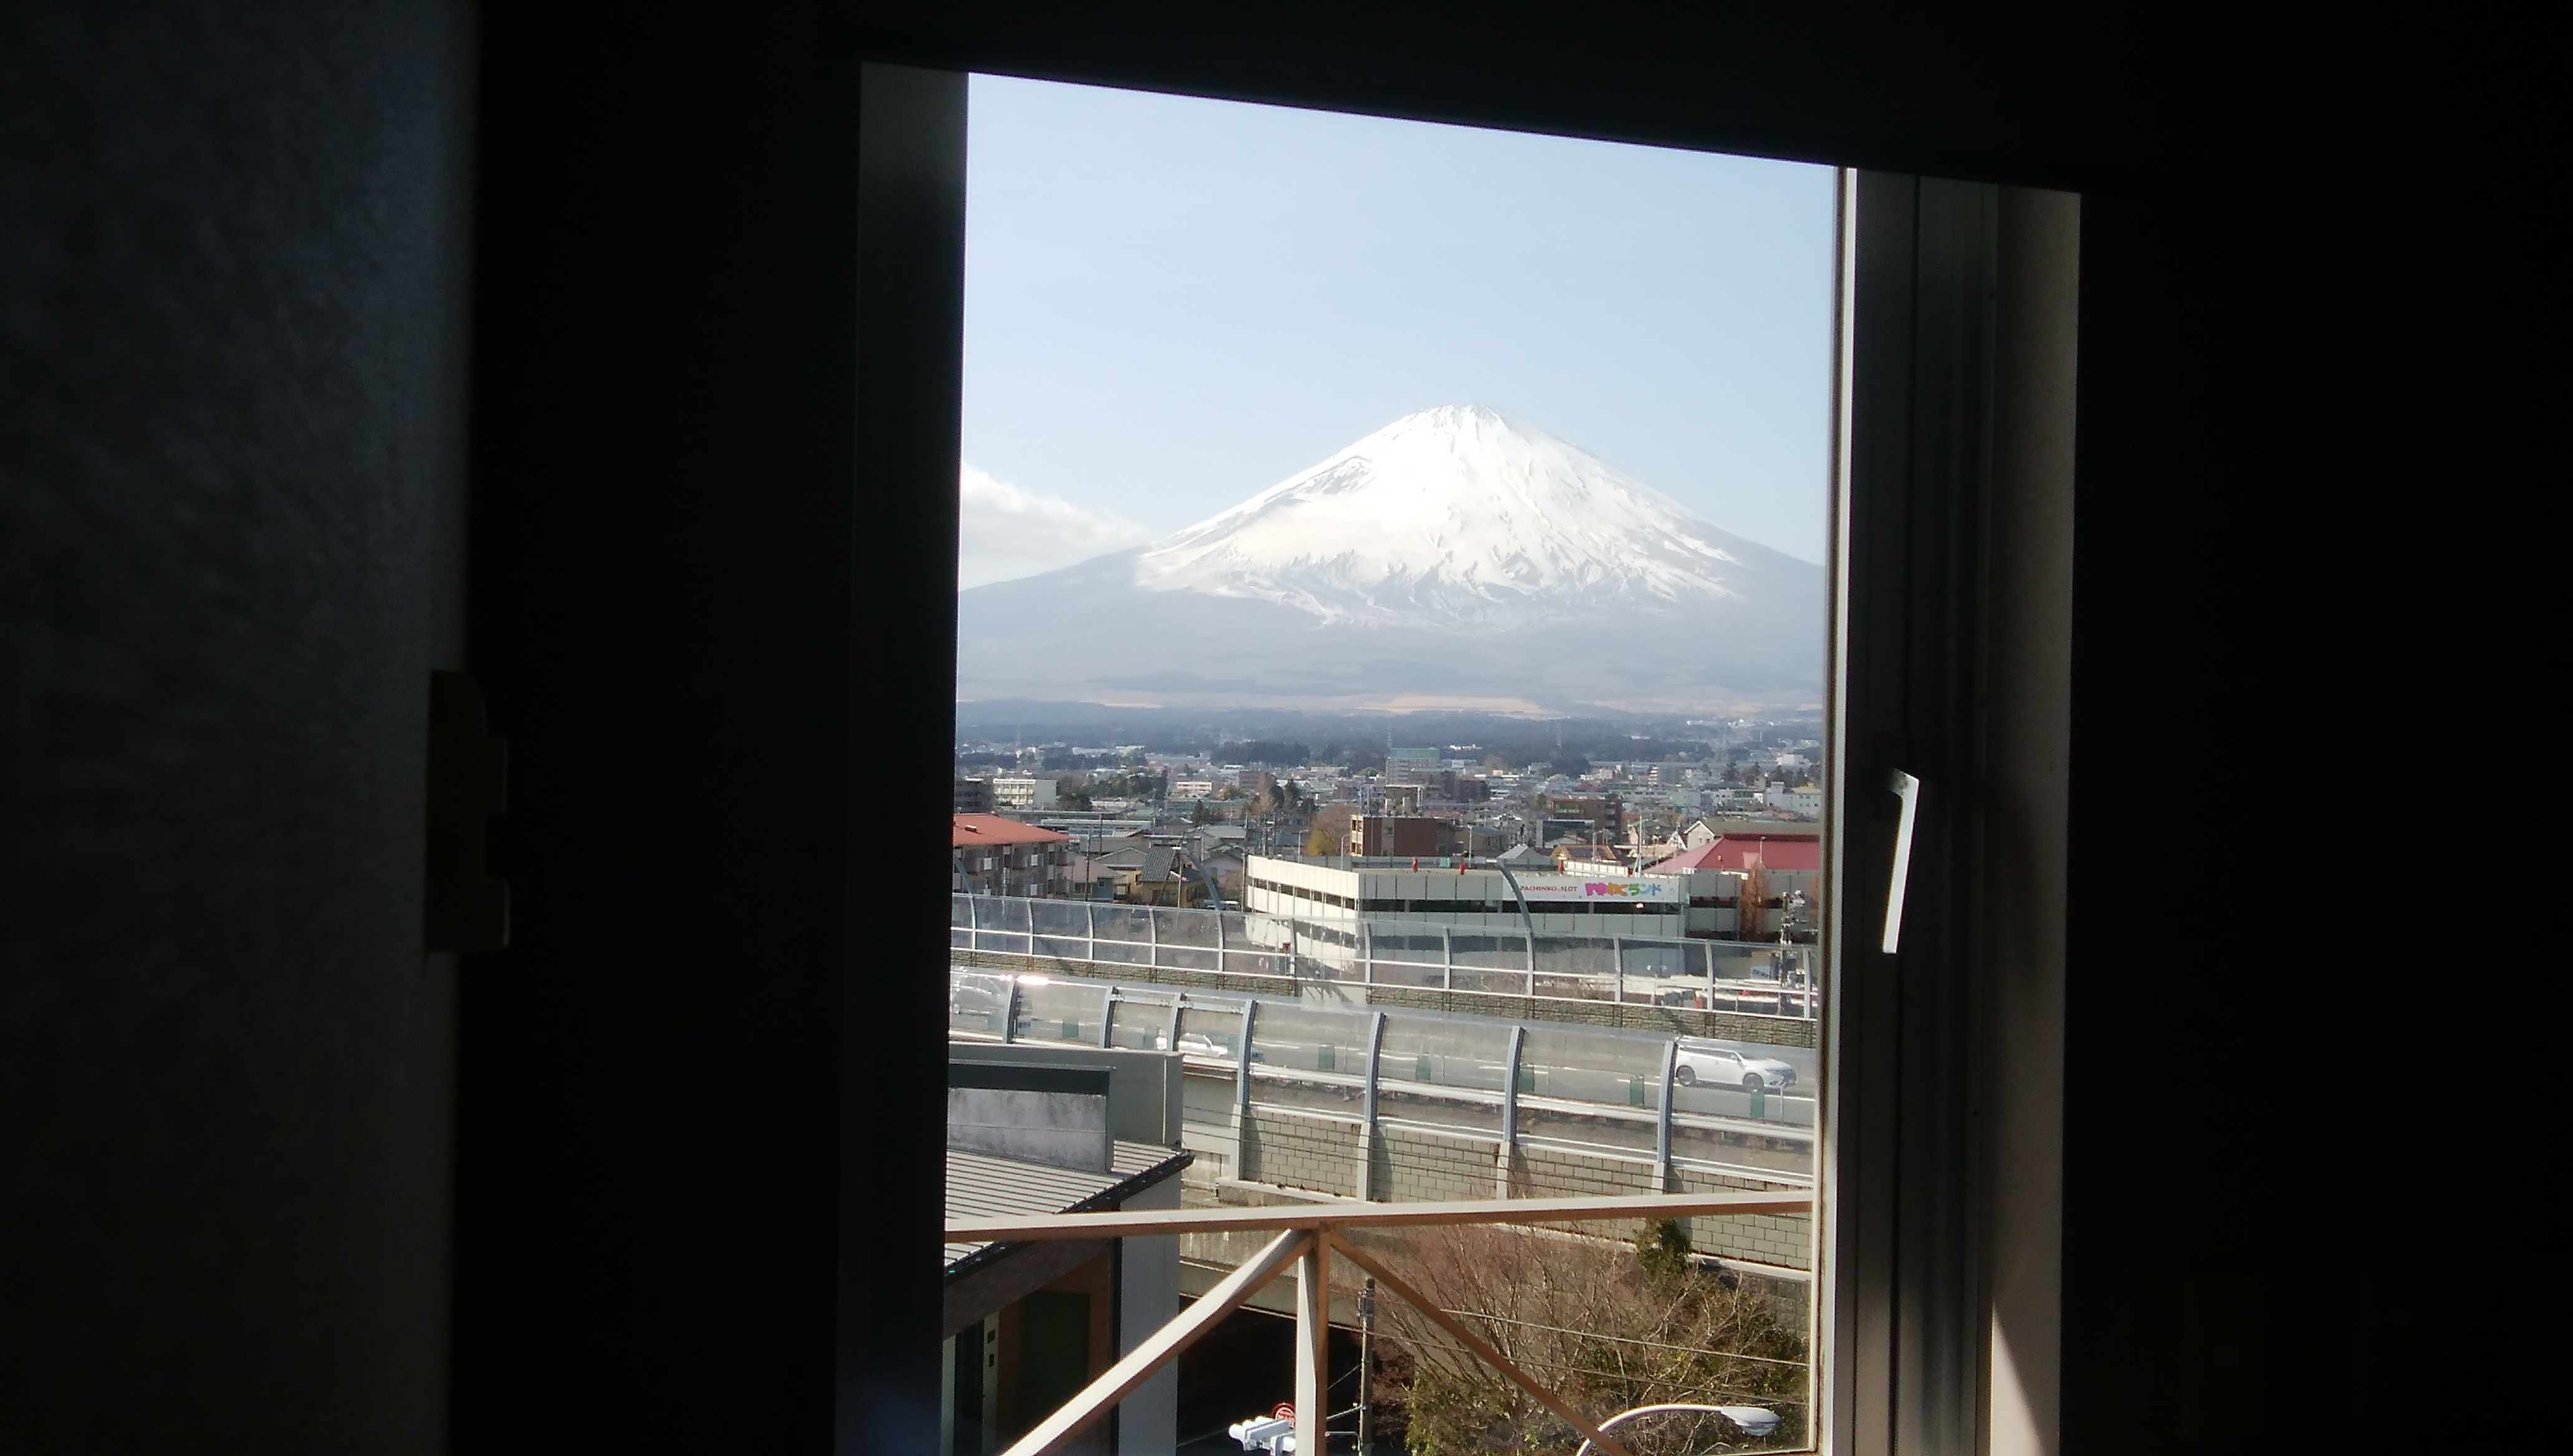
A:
961 75 1838 587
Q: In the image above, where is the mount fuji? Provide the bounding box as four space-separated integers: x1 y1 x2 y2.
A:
957 406 1824 713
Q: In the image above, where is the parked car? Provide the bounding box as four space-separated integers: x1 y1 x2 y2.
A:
1673 1039 1796 1091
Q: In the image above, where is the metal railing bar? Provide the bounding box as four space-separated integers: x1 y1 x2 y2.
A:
946 1189 1813 1243
994 1228 1312 1456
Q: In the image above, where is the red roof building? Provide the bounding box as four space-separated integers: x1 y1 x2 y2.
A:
1647 832 1822 941
1653 832 1821 874
952 814 1075 898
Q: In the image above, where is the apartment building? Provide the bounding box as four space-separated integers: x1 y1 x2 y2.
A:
951 814 1073 898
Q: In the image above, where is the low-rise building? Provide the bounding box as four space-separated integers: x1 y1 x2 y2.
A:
952 814 1074 898
943 1048 1189 1456
1083 842 1209 908
1762 783 1824 817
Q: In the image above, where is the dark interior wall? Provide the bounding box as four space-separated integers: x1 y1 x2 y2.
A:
2065 176 2543 1454
449 20 952 1456
1 1 468 1450
447 7 856 1452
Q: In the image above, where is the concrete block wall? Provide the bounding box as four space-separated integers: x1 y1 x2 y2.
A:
1241 1108 1361 1198
1373 1124 1503 1204
1163 1068 1816 1295
1192 1098 1814 1332
1672 1164 1814 1273
1518 1142 1813 1274
1516 1142 1662 1198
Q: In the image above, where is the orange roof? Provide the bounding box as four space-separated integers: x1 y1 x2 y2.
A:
952 813 1073 848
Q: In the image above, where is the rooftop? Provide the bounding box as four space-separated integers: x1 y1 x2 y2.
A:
952 813 1074 848
943 1141 1191 1277
1651 833 1823 873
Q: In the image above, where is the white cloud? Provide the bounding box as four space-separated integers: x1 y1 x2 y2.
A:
957 464 1152 589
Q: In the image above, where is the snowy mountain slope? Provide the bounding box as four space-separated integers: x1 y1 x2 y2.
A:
957 406 1824 712
1137 405 1778 625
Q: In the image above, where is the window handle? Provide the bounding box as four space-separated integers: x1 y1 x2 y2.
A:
1881 770 1921 954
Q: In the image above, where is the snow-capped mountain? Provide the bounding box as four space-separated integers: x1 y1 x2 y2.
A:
958 406 1824 713
1138 406 1770 626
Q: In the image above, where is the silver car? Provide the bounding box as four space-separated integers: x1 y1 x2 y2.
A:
1673 1039 1796 1092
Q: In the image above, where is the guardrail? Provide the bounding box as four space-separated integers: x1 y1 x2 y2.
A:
949 967 1819 1204
953 893 1819 1022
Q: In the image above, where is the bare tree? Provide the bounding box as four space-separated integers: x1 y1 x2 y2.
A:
1356 1220 1805 1454
1736 865 1769 941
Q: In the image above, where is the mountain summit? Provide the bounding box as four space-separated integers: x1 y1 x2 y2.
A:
1137 405 1766 628
959 407 1824 713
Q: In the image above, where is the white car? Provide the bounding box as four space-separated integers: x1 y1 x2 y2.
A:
1673 1040 1796 1092
1171 1031 1262 1061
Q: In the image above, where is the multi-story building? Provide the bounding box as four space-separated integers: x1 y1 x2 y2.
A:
1384 747 1441 780
990 775 1058 812
1242 854 1688 944
1319 807 1457 858
1533 792 1623 847
951 814 1073 897
953 777 995 814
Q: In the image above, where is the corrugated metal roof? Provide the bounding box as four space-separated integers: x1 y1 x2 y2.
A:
944 1140 1189 1275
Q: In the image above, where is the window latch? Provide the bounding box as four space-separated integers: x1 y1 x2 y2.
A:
1881 770 1920 954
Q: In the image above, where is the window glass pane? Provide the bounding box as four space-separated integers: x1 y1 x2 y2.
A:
1245 1002 1371 1083
1010 977 1103 1046
946 72 1833 1453
946 970 1013 1039
1375 1012 1510 1136
1173 1003 1247 1063
1103 989 1174 1053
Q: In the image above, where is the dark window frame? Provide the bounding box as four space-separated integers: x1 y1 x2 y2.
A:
848 65 2074 1456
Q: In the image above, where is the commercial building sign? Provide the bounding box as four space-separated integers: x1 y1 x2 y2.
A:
1511 874 1683 904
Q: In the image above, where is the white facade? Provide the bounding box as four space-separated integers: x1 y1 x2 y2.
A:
1762 786 1824 817
1242 855 1687 937
991 775 1058 811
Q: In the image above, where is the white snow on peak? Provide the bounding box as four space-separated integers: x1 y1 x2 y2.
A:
1134 405 1761 626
